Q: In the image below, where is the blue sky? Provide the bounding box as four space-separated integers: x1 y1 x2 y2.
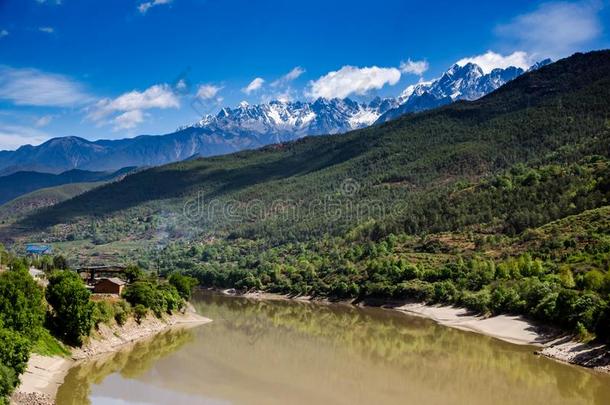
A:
0 0 608 150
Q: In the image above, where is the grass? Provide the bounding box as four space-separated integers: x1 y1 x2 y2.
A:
32 328 72 357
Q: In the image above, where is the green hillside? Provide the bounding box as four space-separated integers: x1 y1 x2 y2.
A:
5 50 610 340
12 51 610 242
0 182 102 223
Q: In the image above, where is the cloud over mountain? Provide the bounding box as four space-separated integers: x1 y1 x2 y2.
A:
88 83 180 130
306 65 401 99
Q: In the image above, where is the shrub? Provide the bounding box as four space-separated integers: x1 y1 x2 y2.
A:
583 270 605 292
460 289 491 314
432 281 458 303
0 362 17 403
0 269 45 342
122 281 184 317
489 285 525 314
394 280 434 301
92 301 115 328
46 271 95 346
124 265 144 283
113 301 131 326
0 328 31 376
168 273 198 300
133 304 148 323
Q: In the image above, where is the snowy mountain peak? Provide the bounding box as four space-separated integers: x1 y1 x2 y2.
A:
188 97 398 141
184 58 552 152
378 60 538 123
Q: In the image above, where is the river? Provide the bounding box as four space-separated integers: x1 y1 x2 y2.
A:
57 291 610 405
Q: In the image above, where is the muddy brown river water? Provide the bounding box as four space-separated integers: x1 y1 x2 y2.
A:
57 292 610 405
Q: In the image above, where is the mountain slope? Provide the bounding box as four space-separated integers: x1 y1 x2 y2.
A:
10 51 610 245
0 182 103 222
0 167 136 205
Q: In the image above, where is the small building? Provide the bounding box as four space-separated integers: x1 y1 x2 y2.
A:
26 244 53 256
94 277 126 295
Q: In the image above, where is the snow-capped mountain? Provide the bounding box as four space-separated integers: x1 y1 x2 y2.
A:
377 61 548 123
185 97 399 144
0 59 550 175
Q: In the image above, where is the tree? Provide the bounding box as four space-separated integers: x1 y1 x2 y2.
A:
0 362 17 404
0 269 45 342
124 264 144 283
168 273 198 300
52 255 69 270
46 271 94 345
0 328 31 376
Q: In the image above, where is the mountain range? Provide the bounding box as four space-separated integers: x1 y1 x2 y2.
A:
0 59 549 176
377 62 539 122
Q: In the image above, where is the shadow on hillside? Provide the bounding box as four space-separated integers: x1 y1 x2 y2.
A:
12 132 375 234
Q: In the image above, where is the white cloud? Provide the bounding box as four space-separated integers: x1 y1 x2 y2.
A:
271 66 305 87
495 1 603 59
35 115 54 128
88 84 179 130
306 65 401 99
456 51 531 74
113 110 144 130
138 0 172 14
0 66 93 107
242 77 265 94
0 123 51 150
0 30 8 38
399 59 429 75
39 27 55 34
196 84 222 99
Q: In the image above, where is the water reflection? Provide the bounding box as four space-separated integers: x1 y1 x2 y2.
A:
58 292 610 405
57 328 195 405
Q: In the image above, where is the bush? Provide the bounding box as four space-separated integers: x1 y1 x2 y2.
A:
583 270 605 292
113 301 131 326
0 328 31 376
133 304 148 323
489 285 525 314
168 273 198 300
394 280 434 301
0 269 45 342
432 281 458 303
0 362 17 403
124 265 144 283
46 271 95 346
122 281 185 317
92 301 115 328
460 289 491 314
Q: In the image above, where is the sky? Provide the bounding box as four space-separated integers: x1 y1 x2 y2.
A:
0 0 608 150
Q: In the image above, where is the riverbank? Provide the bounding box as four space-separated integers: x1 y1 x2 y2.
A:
11 305 211 405
395 303 609 373
221 289 610 373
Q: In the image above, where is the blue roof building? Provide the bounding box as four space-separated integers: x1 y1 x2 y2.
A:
26 244 53 255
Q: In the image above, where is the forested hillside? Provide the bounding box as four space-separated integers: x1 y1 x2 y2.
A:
6 50 610 340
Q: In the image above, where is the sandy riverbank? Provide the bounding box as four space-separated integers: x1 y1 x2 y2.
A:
389 303 609 373
12 305 211 405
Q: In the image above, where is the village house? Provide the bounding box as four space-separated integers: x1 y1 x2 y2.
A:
93 277 126 295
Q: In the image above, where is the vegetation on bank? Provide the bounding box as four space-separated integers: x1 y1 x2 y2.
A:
0 251 194 404
153 159 610 342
